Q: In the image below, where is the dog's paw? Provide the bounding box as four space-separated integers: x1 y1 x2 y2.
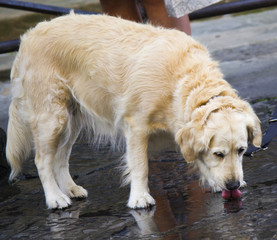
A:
67 185 88 199
46 193 72 209
127 192 156 209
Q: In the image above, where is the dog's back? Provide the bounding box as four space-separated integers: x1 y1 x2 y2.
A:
13 12 194 129
7 13 200 158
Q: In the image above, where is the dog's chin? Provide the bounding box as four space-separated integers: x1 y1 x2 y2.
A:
194 159 224 193
199 176 223 192
211 184 223 192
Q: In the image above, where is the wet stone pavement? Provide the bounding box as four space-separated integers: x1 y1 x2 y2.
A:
0 99 277 240
1 6 277 240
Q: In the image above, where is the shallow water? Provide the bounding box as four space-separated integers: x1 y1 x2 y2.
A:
0 99 277 240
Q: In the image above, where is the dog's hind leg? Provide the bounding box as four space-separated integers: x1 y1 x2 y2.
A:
33 109 73 209
53 114 88 199
124 124 156 209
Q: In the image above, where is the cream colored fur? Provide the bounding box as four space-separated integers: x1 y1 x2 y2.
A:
6 13 262 209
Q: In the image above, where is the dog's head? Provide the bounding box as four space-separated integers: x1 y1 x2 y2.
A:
176 97 262 192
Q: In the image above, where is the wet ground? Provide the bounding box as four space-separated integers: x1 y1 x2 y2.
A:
0 3 277 240
0 98 277 240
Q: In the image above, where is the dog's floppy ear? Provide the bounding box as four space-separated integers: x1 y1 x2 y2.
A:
176 102 218 163
176 121 213 163
176 124 196 163
242 102 262 147
246 113 262 147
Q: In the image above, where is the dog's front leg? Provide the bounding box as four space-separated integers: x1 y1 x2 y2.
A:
125 128 155 209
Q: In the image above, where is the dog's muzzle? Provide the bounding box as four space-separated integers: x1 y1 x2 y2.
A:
225 180 240 190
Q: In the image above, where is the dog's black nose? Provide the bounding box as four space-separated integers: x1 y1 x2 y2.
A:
225 181 240 190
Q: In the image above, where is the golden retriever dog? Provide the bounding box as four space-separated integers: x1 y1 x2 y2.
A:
6 13 262 209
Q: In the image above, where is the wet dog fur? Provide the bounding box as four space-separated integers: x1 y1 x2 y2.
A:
6 13 262 209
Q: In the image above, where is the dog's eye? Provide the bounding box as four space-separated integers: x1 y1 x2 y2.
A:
213 152 224 158
238 147 246 155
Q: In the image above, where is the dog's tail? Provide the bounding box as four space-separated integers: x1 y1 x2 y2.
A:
6 100 32 181
6 58 33 181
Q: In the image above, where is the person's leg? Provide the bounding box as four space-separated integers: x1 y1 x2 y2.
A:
142 0 191 35
100 0 142 22
169 15 191 35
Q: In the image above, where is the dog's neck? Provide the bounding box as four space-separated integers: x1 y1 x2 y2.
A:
171 75 239 135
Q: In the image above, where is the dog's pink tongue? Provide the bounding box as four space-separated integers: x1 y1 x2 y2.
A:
222 189 241 200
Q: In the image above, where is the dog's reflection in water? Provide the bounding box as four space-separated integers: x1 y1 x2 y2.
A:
130 208 159 236
46 209 80 239
130 205 181 239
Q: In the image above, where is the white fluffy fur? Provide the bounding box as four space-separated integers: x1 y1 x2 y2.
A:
6 13 262 209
